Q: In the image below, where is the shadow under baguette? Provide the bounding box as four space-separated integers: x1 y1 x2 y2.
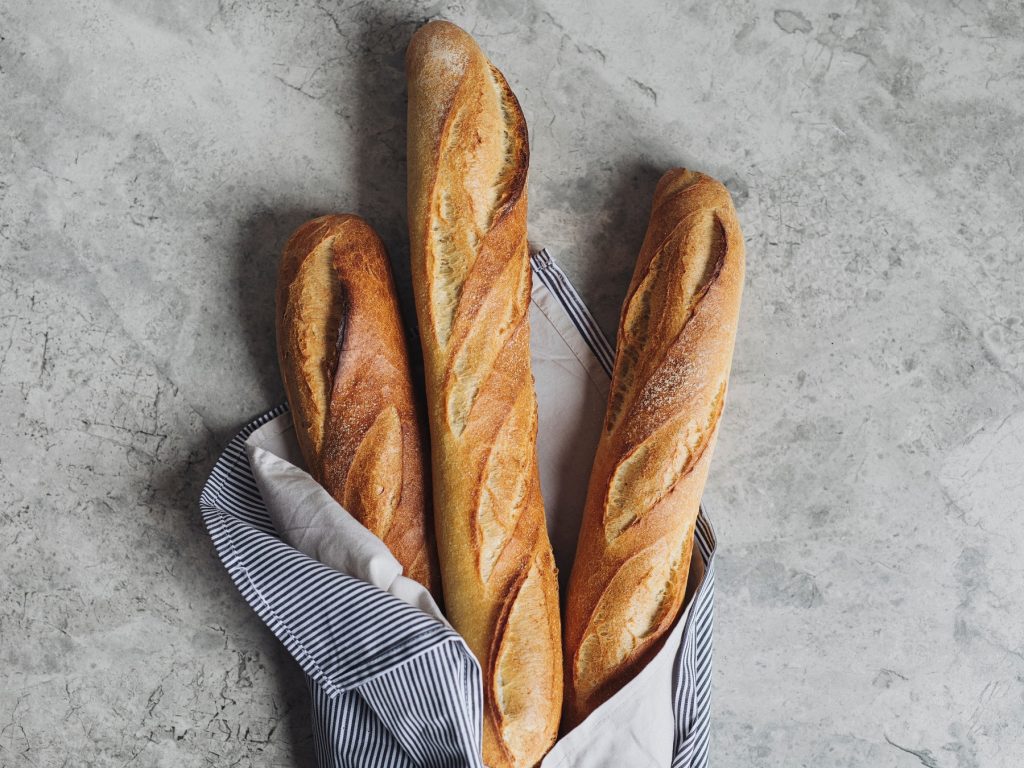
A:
232 206 320 762
348 6 434 368
179 9 436 764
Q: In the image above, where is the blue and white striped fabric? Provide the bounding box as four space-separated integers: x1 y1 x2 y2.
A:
200 250 717 767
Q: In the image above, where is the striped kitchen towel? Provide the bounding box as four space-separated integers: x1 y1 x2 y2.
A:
199 250 717 767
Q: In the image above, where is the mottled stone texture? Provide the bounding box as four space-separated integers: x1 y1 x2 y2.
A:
1 0 1021 765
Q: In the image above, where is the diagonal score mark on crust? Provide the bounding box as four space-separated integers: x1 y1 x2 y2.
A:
492 556 559 761
439 62 530 437
574 534 691 706
474 378 537 583
426 60 527 354
605 229 673 434
445 253 530 437
487 62 529 226
342 405 403 540
603 383 725 542
285 233 346 465
606 208 729 435
428 96 477 349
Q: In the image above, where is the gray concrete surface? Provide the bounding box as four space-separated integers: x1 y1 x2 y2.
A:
2 1 1022 765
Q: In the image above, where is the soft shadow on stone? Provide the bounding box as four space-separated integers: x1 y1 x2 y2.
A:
346 6 440 415
571 160 669 339
149 208 308 505
269 642 318 762
231 206 320 764
233 207 318 409
148 205 319 766
563 150 747 339
164 10 438 759
349 7 433 340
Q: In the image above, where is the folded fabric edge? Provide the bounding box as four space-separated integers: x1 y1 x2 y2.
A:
531 248 615 376
199 409 474 698
243 427 449 626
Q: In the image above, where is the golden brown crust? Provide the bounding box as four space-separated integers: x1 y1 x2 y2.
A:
276 214 440 597
563 169 745 728
406 21 561 768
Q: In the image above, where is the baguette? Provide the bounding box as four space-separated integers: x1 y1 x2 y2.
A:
276 214 439 596
406 21 561 767
564 170 745 727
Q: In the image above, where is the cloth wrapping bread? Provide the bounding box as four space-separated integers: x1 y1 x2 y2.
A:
200 251 717 767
